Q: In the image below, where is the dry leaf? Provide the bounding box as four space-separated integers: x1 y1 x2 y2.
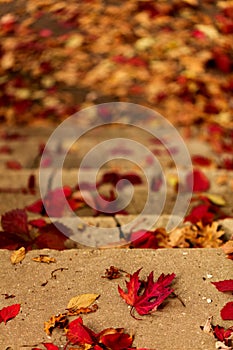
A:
44 313 69 336
67 293 99 312
10 247 25 265
170 222 225 248
32 255 56 264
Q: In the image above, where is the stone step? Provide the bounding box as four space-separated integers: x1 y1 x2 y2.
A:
0 248 232 350
0 125 223 170
0 169 232 217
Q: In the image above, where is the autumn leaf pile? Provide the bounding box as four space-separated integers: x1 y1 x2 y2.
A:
0 0 232 127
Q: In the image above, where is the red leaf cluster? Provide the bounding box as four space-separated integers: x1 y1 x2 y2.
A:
0 208 70 250
36 317 147 350
184 195 227 225
118 268 175 317
213 325 233 347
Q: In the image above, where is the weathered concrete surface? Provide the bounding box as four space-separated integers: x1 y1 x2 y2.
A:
0 248 232 350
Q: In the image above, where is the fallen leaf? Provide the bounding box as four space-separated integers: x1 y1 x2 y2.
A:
5 160 22 170
29 218 47 228
26 186 76 217
184 194 228 225
102 266 126 280
130 228 169 249
66 316 96 345
204 194 226 207
35 223 70 250
0 304 20 324
186 169 210 192
67 294 99 312
212 280 233 293
170 222 224 248
32 255 56 264
221 302 233 320
118 268 175 317
1 209 29 236
44 313 69 336
185 204 215 225
10 247 26 264
192 155 212 167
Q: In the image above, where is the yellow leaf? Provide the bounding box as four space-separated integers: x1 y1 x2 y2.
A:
10 247 26 265
67 293 99 311
204 193 226 206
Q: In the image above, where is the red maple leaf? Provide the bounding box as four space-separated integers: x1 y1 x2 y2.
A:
221 302 233 320
1 209 29 236
0 304 20 324
211 280 233 292
118 269 175 317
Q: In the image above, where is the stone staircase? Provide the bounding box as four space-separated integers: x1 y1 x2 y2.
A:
0 123 232 350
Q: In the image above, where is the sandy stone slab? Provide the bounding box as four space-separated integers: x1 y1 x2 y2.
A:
0 248 232 350
54 216 119 247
